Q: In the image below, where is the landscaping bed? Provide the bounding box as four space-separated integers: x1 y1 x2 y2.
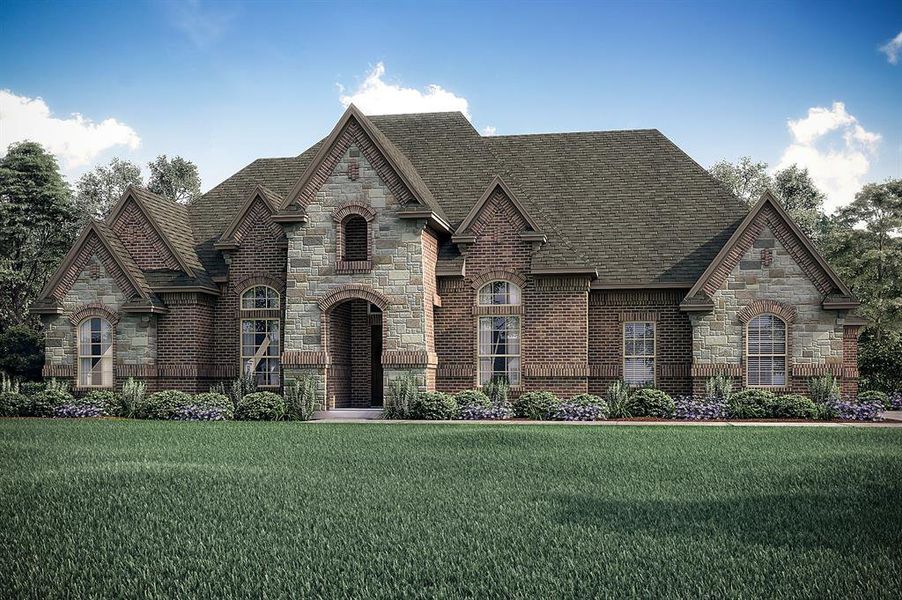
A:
1 419 900 598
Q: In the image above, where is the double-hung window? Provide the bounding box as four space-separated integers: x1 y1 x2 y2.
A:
240 286 281 387
78 317 113 388
746 314 787 387
477 281 521 386
623 321 655 386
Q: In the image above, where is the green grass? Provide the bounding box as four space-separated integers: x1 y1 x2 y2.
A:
1 420 901 599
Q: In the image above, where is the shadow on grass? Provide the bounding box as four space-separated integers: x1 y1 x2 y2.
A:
552 477 902 553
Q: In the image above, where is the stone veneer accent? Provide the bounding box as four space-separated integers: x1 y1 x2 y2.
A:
42 254 157 387
690 225 845 392
283 141 435 407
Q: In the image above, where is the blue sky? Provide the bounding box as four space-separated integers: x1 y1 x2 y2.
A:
1 0 900 211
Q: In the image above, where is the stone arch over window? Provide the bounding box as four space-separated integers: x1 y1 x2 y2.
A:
333 203 375 273
737 299 796 325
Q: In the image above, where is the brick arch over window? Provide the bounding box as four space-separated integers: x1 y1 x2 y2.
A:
332 203 376 223
332 203 375 272
737 299 797 325
469 270 527 291
69 303 120 326
234 274 286 296
318 284 390 314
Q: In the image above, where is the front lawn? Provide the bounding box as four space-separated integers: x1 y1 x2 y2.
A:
1 420 900 598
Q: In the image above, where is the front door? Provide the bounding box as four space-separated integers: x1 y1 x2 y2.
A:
370 322 383 406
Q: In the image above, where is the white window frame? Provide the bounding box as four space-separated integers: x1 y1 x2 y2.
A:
623 321 655 386
240 286 280 311
77 317 114 388
241 318 281 387
745 314 787 388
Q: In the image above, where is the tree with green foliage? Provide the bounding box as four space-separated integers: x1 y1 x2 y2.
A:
74 157 142 221
0 325 44 381
0 141 77 328
825 179 902 337
708 157 828 242
146 154 201 203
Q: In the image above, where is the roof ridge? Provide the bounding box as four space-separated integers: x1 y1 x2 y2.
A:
487 128 661 139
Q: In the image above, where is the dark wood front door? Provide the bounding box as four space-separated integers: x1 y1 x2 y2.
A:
370 323 383 407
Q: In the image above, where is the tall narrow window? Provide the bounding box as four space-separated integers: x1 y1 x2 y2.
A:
343 215 368 261
240 287 281 386
78 317 113 388
746 314 786 387
623 322 655 386
477 281 521 386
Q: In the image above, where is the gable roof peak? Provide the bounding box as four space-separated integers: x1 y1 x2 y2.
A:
453 175 543 240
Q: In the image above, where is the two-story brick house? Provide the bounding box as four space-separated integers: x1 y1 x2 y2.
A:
31 106 863 407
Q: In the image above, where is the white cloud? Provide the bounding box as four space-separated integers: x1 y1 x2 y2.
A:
776 102 881 212
0 89 140 171
166 0 237 48
339 63 470 119
481 125 497 136
879 31 902 64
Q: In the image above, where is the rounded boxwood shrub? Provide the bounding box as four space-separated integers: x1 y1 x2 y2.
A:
727 389 776 419
186 392 233 420
0 391 28 417
768 394 817 419
629 388 675 418
135 390 192 420
412 392 458 420
29 389 74 417
570 393 609 418
857 390 888 408
513 391 560 420
78 390 121 416
19 381 46 397
454 389 491 409
235 391 285 421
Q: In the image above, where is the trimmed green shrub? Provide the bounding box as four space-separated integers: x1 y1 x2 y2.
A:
29 389 74 417
629 388 675 418
606 380 633 418
857 390 888 407
513 391 560 420
483 377 510 405
192 392 234 419
135 390 191 420
235 392 285 421
284 376 319 421
569 393 609 418
20 381 46 396
808 374 840 403
727 389 776 419
120 378 146 418
0 391 28 417
454 389 491 409
813 401 836 420
411 392 458 420
79 390 121 416
385 375 418 419
768 394 817 419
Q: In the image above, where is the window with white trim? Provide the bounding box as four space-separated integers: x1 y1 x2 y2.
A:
746 314 786 387
78 317 113 388
477 281 521 386
623 321 655 386
240 286 280 310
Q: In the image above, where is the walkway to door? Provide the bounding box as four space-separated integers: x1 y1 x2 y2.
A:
326 298 383 408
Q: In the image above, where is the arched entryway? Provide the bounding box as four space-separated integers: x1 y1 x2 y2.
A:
326 299 384 408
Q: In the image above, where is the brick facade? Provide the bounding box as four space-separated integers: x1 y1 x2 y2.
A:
37 111 860 404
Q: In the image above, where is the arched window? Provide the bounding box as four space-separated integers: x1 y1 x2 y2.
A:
477 281 521 386
746 314 787 387
240 286 281 386
78 317 113 388
342 215 368 262
241 286 280 310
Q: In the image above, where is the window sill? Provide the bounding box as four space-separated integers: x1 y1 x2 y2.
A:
336 260 372 274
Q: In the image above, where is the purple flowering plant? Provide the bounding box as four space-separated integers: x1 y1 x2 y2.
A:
673 396 727 420
54 404 106 418
459 402 513 420
172 404 229 421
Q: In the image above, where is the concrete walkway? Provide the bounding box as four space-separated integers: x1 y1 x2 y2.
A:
312 414 902 428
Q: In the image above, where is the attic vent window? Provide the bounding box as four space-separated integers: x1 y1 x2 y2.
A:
334 208 373 273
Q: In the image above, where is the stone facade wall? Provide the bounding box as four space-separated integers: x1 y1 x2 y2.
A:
283 141 432 406
690 225 846 393
42 252 157 390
